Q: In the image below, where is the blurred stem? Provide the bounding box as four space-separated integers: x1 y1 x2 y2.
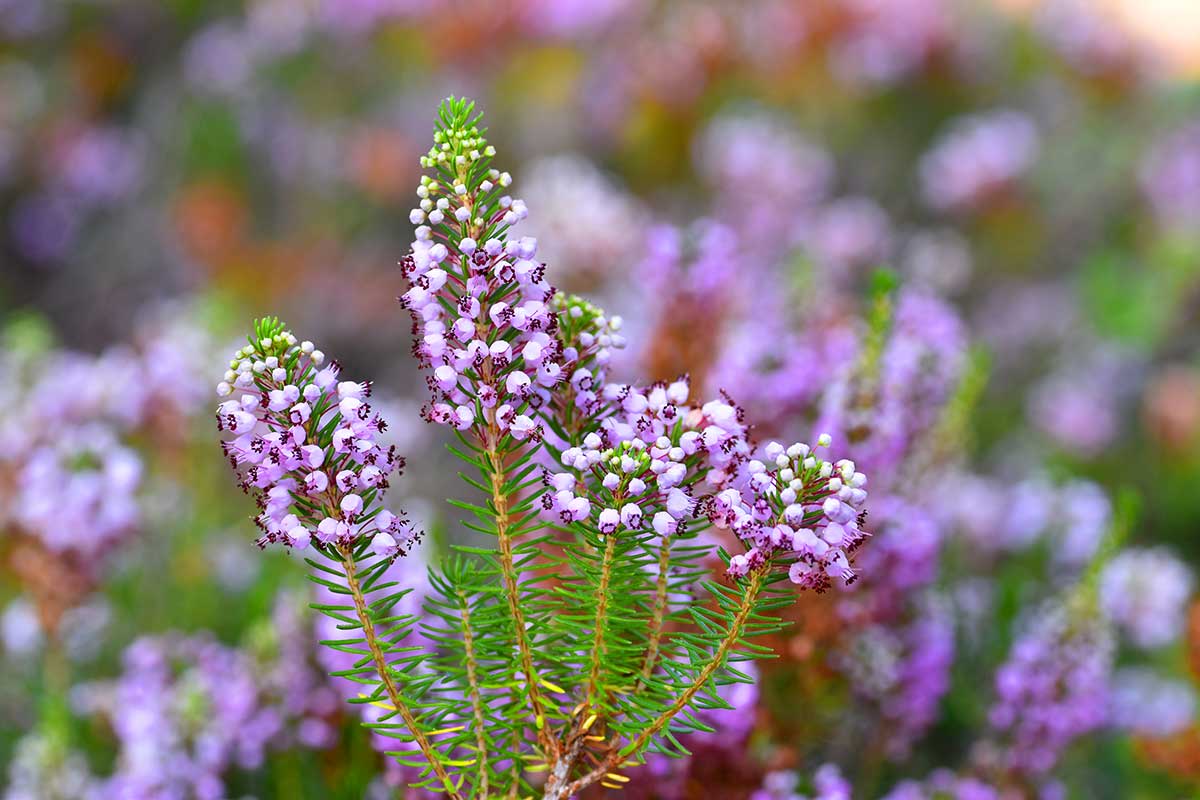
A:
41 633 71 742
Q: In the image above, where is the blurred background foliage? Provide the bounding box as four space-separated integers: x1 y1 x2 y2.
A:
3 0 1200 798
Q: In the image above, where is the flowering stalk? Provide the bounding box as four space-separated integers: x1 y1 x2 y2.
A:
219 99 872 798
215 319 461 798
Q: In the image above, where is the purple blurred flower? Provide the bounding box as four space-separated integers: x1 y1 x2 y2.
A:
829 0 954 87
753 763 852 800
989 604 1112 775
814 289 966 479
939 474 1111 566
695 112 832 243
10 190 81 264
59 126 144 203
920 110 1038 213
521 0 641 39
803 196 893 276
519 155 644 288
93 634 284 799
11 424 142 561
1036 0 1149 79
1099 547 1193 650
1028 348 1135 459
1108 668 1197 738
837 595 954 758
1140 118 1200 233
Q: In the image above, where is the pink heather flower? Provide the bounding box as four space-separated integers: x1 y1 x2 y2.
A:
651 511 677 536
598 507 620 534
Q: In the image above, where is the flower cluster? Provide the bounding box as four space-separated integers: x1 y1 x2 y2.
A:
0 316 216 636
1099 548 1194 650
214 320 417 556
989 605 1113 775
9 425 141 561
0 304 219 578
542 378 749 534
208 98 880 800
61 590 346 800
706 437 870 590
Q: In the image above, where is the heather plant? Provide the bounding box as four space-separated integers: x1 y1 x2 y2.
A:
215 97 872 799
